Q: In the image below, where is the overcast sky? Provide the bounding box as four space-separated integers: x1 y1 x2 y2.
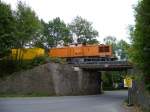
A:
3 0 138 42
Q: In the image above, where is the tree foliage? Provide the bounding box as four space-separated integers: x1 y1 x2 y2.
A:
0 1 44 76
130 0 150 90
31 19 48 49
15 1 42 48
69 16 99 44
45 17 72 47
0 1 16 57
104 36 129 60
116 40 129 60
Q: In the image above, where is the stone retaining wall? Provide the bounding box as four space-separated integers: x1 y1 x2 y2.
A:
0 63 101 96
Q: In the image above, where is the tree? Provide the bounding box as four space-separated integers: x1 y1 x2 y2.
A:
69 16 99 44
116 40 129 60
45 17 72 47
130 0 150 90
104 36 130 60
0 1 16 58
31 19 46 49
103 36 116 45
15 1 42 48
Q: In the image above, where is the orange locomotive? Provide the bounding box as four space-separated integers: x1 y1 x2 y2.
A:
49 44 115 63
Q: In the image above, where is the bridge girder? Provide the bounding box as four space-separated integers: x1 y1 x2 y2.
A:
73 61 133 71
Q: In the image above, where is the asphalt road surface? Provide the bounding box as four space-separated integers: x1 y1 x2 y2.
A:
0 90 127 112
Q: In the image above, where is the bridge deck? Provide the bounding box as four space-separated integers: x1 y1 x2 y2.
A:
73 61 133 71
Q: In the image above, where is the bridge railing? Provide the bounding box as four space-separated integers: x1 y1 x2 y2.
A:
72 61 131 65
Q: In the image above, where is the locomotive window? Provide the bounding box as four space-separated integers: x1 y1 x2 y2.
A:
99 46 109 52
105 46 109 52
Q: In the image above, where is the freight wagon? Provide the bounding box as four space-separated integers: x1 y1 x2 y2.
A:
49 44 116 64
11 48 45 60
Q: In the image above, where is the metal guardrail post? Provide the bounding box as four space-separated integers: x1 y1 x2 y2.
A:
128 88 133 106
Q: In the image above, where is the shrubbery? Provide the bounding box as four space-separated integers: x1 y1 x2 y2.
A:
0 56 47 78
130 0 150 91
0 55 66 78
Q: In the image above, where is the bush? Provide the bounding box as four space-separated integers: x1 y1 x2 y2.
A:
0 55 67 78
0 55 51 78
0 59 18 77
31 55 50 66
49 57 66 64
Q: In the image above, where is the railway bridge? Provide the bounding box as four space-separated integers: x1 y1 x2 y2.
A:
71 60 133 93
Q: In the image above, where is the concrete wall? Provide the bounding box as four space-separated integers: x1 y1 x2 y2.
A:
0 63 101 96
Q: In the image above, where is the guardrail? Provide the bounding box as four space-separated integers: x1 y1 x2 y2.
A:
72 61 131 65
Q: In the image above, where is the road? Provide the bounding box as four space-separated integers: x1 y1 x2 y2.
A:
0 90 127 112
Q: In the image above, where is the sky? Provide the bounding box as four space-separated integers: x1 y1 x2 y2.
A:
3 0 138 43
